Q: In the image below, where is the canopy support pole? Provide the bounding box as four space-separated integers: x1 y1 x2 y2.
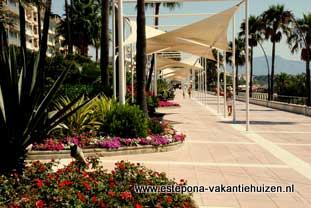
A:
112 2 117 99
154 54 157 96
245 0 250 130
232 15 236 123
118 0 125 104
205 59 207 104
224 51 227 118
217 50 220 114
131 43 134 103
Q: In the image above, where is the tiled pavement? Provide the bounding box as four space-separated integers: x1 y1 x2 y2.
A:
61 90 311 207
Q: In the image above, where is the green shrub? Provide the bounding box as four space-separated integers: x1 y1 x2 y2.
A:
101 104 148 138
81 62 100 83
148 119 164 134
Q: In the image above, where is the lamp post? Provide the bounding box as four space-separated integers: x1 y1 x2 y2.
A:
245 0 250 130
217 50 220 114
118 0 125 104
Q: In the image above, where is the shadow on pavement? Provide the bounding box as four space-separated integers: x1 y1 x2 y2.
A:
220 120 297 125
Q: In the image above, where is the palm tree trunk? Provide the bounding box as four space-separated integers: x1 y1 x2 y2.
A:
306 59 310 106
18 0 26 58
36 2 41 46
65 0 73 54
100 0 109 87
136 0 148 115
38 0 51 87
95 46 99 63
146 3 160 92
250 46 253 97
235 64 239 95
271 41 276 100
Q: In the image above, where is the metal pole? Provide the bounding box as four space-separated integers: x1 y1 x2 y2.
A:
224 51 227 118
217 50 220 114
232 15 237 123
245 0 250 130
118 0 125 104
205 59 207 104
154 55 157 96
131 44 134 103
112 2 117 99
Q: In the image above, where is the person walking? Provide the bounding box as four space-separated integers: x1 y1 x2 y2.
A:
226 87 233 116
188 84 192 98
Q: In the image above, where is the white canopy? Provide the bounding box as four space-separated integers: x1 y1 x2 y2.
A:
147 4 240 56
124 20 165 45
157 56 203 71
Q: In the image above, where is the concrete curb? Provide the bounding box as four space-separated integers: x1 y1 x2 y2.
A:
27 141 184 160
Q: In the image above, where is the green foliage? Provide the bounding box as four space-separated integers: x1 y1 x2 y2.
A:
52 95 115 136
101 104 148 138
52 96 97 135
148 119 164 134
0 23 84 174
81 62 100 82
274 73 306 97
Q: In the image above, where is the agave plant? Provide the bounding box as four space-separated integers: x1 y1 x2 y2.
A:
52 95 115 135
52 96 100 135
0 21 88 174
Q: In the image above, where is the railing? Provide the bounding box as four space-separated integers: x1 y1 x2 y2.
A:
238 92 308 106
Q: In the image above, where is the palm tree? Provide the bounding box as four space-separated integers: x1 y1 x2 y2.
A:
100 0 109 87
145 2 181 91
261 4 292 99
288 13 311 106
240 15 266 97
226 38 246 94
58 0 100 56
136 0 148 115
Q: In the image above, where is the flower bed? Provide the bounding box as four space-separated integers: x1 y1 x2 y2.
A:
158 100 180 108
32 122 186 152
0 159 197 207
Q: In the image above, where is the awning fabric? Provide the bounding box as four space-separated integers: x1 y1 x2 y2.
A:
124 21 165 45
147 4 240 55
157 56 203 71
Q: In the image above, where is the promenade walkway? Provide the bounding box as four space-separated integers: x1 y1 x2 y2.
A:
102 91 311 208
59 90 311 207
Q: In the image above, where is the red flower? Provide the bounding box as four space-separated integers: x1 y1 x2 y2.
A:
135 203 143 208
82 181 91 191
82 171 90 178
116 161 126 170
35 200 45 208
166 195 173 204
77 192 86 202
92 195 97 203
58 180 73 188
182 201 191 208
35 179 43 188
107 190 115 197
120 191 133 200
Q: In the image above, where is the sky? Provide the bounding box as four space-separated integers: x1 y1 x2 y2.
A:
52 0 311 61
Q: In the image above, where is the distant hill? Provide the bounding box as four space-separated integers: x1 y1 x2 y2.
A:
233 56 305 75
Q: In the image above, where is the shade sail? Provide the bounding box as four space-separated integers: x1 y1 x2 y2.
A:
124 20 165 45
157 56 203 71
147 4 240 55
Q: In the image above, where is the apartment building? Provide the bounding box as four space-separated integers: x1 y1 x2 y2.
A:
4 0 66 56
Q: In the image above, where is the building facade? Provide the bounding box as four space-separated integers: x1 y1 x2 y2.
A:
3 0 66 56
